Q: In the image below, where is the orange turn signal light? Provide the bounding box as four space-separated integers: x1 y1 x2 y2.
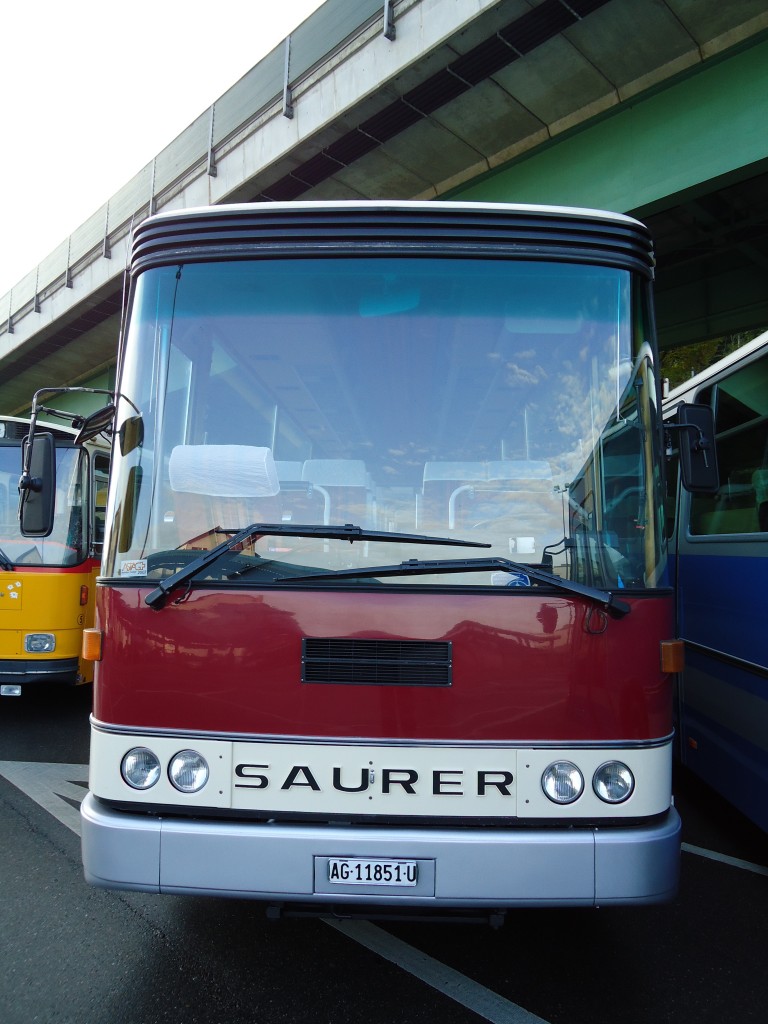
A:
82 628 103 662
660 639 684 674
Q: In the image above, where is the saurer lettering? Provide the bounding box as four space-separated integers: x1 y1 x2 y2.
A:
235 763 514 796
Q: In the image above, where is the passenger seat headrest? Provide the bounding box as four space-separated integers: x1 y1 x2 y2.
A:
169 445 280 497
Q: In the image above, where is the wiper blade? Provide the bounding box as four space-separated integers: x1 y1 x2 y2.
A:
145 523 489 609
277 557 631 619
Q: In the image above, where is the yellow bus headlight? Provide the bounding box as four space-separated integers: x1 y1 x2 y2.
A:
24 633 56 653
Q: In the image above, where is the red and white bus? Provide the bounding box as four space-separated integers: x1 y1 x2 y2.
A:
26 202 713 914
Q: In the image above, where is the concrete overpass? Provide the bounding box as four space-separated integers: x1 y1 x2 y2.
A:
1 0 766 414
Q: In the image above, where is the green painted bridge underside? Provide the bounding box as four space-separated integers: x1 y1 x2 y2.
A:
451 38 768 347
452 38 768 214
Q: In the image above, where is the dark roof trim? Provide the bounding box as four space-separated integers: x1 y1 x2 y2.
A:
130 201 654 278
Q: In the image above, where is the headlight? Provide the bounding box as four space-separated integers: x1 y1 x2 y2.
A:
24 633 56 653
121 747 161 790
593 761 634 803
168 750 209 793
541 761 584 804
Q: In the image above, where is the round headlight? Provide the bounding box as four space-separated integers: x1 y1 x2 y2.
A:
168 750 209 793
121 747 161 790
541 761 584 804
593 761 634 803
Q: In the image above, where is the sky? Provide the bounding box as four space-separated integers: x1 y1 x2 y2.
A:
0 0 326 298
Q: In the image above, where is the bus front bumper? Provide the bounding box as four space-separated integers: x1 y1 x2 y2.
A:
81 793 680 908
0 657 80 686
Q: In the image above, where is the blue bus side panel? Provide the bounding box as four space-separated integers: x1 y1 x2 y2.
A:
680 648 768 831
676 549 768 831
677 550 767 664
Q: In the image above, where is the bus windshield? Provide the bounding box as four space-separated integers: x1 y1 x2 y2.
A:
0 443 87 566
108 256 666 590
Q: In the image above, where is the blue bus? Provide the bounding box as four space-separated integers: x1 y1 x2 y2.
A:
664 330 768 831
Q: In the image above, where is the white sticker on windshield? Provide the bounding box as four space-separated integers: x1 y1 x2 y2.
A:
491 571 531 588
120 559 148 578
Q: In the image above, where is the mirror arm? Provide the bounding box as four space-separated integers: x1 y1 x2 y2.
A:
18 389 46 493
18 471 42 493
19 386 110 493
18 386 140 465
664 422 713 468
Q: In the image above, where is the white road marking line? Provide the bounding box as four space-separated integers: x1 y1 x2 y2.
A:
0 760 550 1022
682 842 768 877
0 760 87 836
324 918 550 1024
6 764 766 1018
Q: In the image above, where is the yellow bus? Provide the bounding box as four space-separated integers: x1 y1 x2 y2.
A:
0 415 109 696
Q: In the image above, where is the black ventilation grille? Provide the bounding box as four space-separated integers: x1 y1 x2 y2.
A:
0 420 31 440
132 204 655 279
302 638 452 687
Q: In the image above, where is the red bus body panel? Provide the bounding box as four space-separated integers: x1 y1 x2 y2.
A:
94 586 673 742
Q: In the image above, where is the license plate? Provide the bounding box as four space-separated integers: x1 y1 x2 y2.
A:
327 858 418 886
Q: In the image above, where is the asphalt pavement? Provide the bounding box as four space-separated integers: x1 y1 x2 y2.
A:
1 684 766 1024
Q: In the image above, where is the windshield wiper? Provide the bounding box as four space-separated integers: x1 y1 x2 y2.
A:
0 546 13 571
145 523 490 609
277 557 631 619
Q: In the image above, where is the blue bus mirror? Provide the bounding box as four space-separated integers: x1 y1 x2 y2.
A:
672 403 719 495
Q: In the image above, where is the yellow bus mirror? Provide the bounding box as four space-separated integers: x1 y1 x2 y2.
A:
19 432 56 537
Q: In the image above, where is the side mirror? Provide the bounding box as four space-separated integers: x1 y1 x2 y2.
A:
73 403 115 444
118 415 144 455
19 432 57 536
674 403 720 495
